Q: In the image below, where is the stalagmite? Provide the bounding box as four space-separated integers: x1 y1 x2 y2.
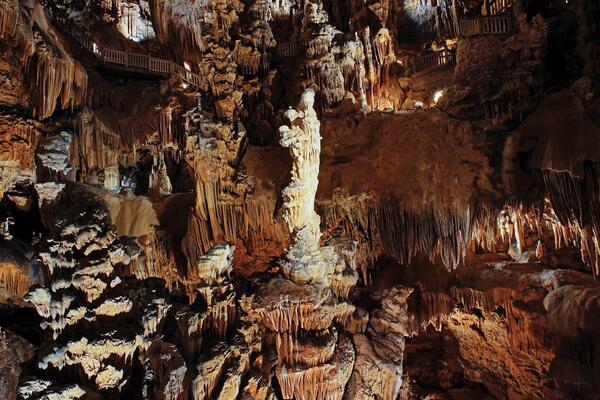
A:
149 151 173 196
250 89 358 400
279 88 328 285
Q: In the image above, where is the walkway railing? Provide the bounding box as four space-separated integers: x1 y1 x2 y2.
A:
487 0 514 16
459 14 513 37
275 42 302 58
407 49 456 75
51 14 202 89
248 6 272 22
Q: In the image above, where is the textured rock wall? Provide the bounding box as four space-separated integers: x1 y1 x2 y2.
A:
0 0 599 399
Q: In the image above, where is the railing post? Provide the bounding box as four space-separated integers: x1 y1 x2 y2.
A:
125 50 128 68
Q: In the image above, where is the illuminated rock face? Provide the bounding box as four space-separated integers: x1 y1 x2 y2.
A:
149 151 173 196
246 90 360 400
279 88 328 285
2 0 600 398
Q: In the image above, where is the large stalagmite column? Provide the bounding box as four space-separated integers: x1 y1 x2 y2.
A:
279 88 321 239
279 88 329 286
251 89 357 400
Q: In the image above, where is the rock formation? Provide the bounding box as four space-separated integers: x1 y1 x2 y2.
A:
278 88 327 285
250 89 356 400
0 0 600 398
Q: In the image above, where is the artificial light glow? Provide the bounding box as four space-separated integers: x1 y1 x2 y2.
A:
433 90 444 104
184 62 191 71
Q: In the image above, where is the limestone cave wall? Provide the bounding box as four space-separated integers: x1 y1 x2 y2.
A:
0 0 599 399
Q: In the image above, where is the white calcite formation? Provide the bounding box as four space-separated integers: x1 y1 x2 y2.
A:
17 379 54 399
191 243 234 286
19 377 88 399
149 151 173 196
35 132 76 181
176 243 237 367
34 182 65 207
117 0 156 42
279 88 328 286
299 1 346 106
250 91 359 400
19 186 175 396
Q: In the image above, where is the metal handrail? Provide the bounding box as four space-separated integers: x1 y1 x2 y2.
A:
408 49 456 75
50 14 202 88
459 14 513 37
487 0 514 16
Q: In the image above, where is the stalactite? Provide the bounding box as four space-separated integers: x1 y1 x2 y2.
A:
148 0 206 61
0 1 19 39
262 295 352 331
539 170 584 225
319 195 485 271
0 262 32 296
408 284 514 336
148 151 173 196
181 179 287 268
318 191 594 273
73 109 120 176
192 342 231 399
583 163 600 275
233 41 261 76
360 28 377 109
274 335 354 400
118 114 159 150
159 103 185 149
537 166 600 276
29 51 87 120
0 118 40 169
371 28 396 68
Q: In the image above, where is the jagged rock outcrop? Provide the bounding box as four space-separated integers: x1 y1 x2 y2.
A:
0 327 34 400
345 285 412 400
442 10 549 129
21 186 171 395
